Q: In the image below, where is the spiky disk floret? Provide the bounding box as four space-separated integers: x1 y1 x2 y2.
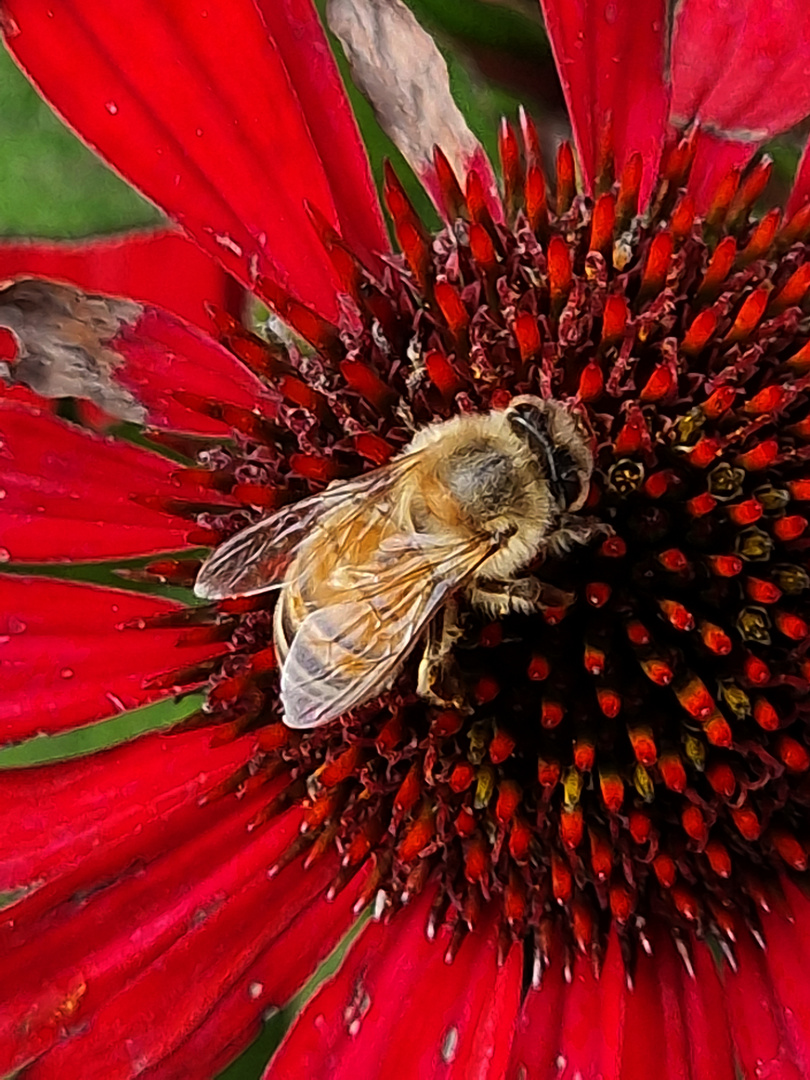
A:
131 114 810 979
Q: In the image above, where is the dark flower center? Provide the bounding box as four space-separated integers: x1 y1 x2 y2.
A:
144 123 810 980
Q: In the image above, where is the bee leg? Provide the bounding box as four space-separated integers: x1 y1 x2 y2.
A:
544 514 612 557
469 576 575 617
417 598 468 708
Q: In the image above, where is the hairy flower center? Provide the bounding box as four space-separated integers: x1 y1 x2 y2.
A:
142 125 810 978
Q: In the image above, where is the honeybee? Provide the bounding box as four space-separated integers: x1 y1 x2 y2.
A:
195 396 596 729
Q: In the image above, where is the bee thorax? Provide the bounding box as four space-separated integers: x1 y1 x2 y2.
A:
443 443 525 523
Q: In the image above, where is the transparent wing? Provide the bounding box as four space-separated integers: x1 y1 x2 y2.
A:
280 531 497 729
193 452 423 600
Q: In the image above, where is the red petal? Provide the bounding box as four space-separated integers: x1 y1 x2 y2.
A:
506 949 566 1079
0 725 255 923
0 230 239 330
0 400 235 561
254 0 387 271
20 847 340 1079
557 934 625 1079
508 936 624 1080
752 881 810 1075
2 0 388 323
267 889 522 1079
538 0 670 204
0 770 354 1078
113 304 277 434
686 131 758 215
622 930 735 1080
620 935 692 1080
145 871 366 1080
724 921 807 1080
672 1 810 144
508 932 735 1080
788 135 810 218
679 940 736 1080
0 575 228 743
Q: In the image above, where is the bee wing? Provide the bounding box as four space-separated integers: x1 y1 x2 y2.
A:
194 453 423 600
280 531 497 729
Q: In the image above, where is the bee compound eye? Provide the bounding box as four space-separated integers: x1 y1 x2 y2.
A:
547 448 584 511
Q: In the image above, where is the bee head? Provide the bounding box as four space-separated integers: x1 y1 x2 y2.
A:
506 396 593 513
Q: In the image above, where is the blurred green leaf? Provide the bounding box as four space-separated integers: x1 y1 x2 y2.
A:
404 0 549 64
0 46 160 237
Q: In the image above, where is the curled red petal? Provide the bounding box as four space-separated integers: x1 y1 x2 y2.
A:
0 400 236 561
267 888 522 1079
2 0 388 323
0 230 240 330
671 0 810 144
113 304 278 434
538 0 670 205
0 575 229 743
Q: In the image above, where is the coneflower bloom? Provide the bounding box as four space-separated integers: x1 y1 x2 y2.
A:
4 1 810 1077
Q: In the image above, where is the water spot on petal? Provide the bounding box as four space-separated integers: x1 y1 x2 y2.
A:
7 616 25 634
248 981 263 1000
105 101 118 115
0 548 10 562
60 667 74 679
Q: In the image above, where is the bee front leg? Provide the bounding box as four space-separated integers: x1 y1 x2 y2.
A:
469 576 575 617
544 514 612 557
417 597 468 709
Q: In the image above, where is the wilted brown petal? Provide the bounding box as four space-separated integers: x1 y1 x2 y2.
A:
326 0 494 210
0 279 145 422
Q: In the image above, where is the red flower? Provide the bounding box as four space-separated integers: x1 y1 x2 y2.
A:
4 1 810 1078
